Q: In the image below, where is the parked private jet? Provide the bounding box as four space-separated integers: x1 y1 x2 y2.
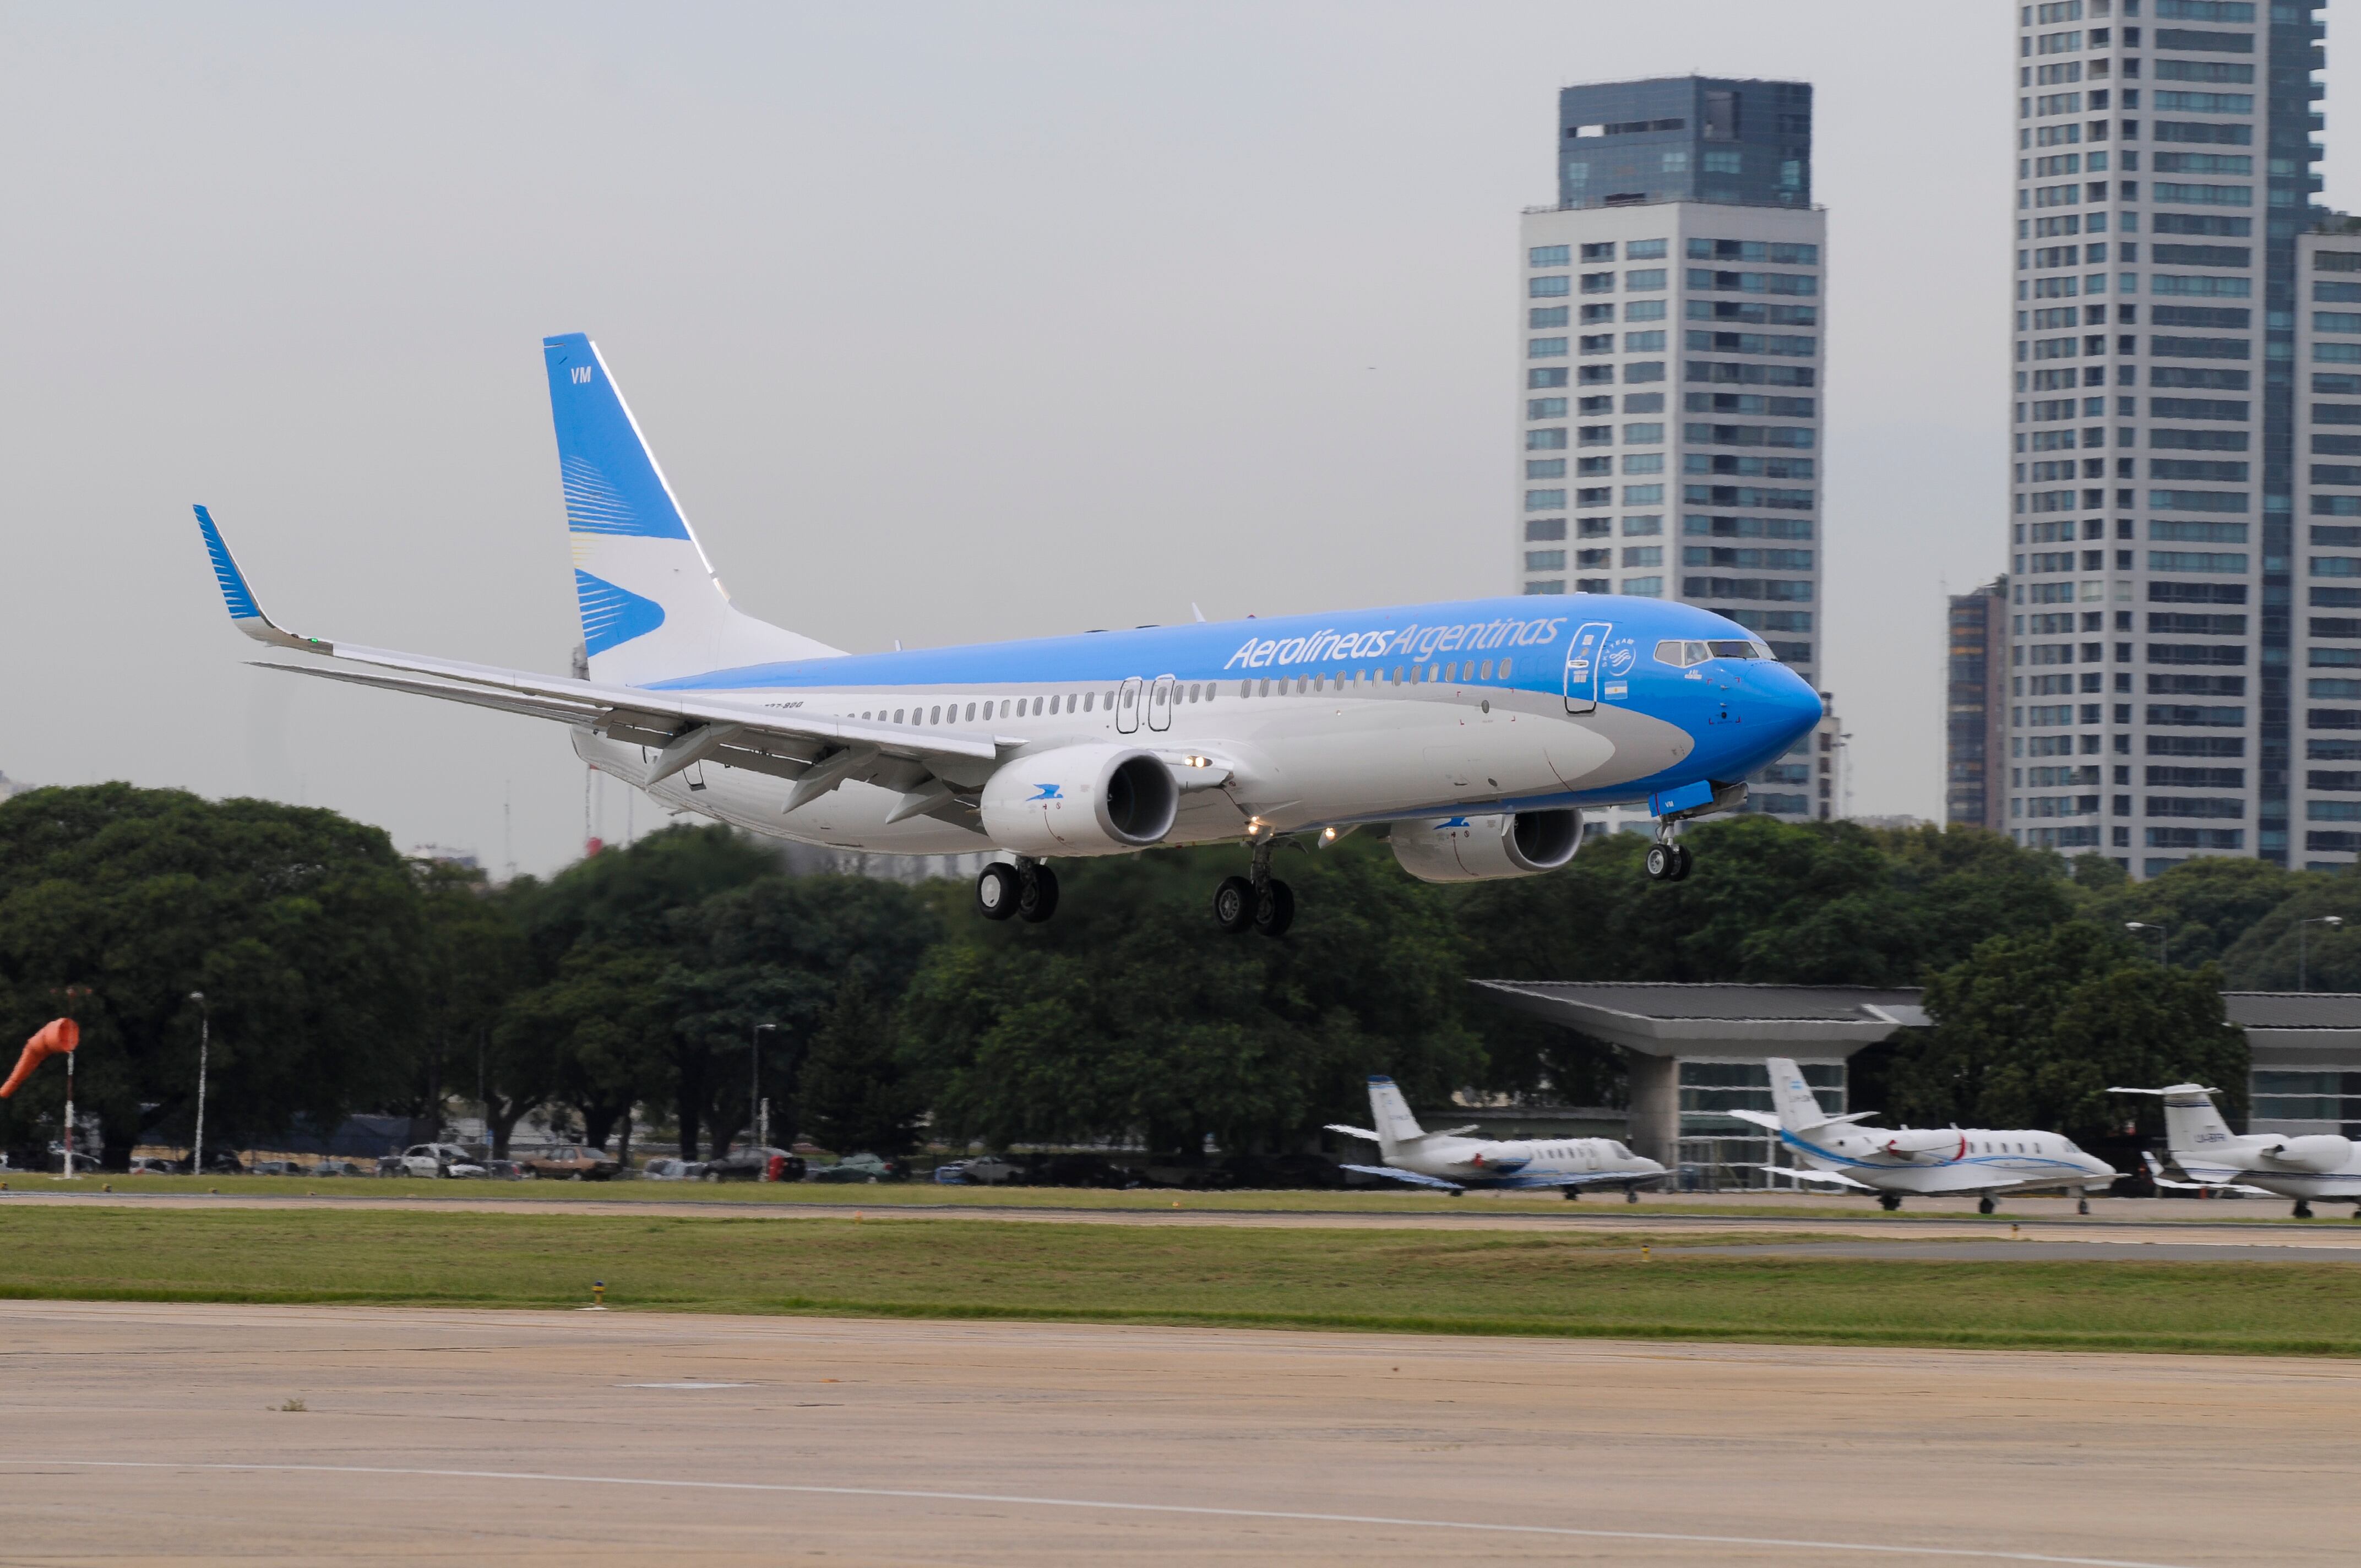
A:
1734 1057 2117 1213
1326 1076 1667 1199
2114 1083 2361 1218
195 333 1824 932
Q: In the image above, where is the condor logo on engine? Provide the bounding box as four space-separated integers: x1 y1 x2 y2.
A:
1027 783 1063 802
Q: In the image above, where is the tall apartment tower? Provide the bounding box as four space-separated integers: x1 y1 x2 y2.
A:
1947 578 2011 829
2004 0 2326 874
1517 76 1831 819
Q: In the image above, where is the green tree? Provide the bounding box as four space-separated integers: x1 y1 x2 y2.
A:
800 976 924 1156
2085 856 2309 971
407 862 533 1147
0 785 422 1168
2217 870 2361 990
1900 921 2248 1144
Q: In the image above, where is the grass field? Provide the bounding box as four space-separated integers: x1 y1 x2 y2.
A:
2 1206 2355 1356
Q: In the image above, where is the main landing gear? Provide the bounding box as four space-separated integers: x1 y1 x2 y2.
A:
2294 1199 2315 1219
1878 1193 1902 1212
1214 835 1294 937
975 858 1060 924
1977 1195 1998 1215
1643 823 1692 883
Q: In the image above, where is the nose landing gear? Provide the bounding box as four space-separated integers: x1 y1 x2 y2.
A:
1643 841 1691 882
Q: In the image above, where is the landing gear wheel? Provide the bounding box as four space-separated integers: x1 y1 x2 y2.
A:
2077 1197 2091 1216
1878 1193 1902 1212
1625 1185 1640 1205
1018 864 1060 923
1644 842 1676 881
2294 1199 2315 1219
1977 1195 1997 1215
975 863 1020 921
1254 877 1295 937
1561 1186 1580 1201
1667 845 1693 881
1212 875 1255 934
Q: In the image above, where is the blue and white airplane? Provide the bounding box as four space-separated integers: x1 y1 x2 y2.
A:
193 333 1824 932
1737 1057 2117 1213
1327 1076 1668 1199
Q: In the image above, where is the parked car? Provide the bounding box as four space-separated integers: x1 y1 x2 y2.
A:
521 1147 619 1182
807 1152 909 1184
932 1161 970 1184
396 1142 486 1178
478 1159 530 1180
640 1158 703 1181
310 1159 367 1178
700 1147 805 1183
959 1155 1025 1186
125 1156 181 1175
250 1159 304 1177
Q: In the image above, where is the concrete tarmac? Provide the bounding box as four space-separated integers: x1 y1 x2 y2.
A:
1 1302 2355 1566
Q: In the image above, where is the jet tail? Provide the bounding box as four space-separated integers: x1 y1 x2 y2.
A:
1366 1076 1427 1162
1764 1057 1841 1133
542 333 841 685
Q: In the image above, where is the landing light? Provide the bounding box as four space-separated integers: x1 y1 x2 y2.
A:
1320 826 1339 844
1183 754 1211 767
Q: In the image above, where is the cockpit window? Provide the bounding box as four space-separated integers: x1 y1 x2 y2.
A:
1654 640 1702 668
1707 640 1759 660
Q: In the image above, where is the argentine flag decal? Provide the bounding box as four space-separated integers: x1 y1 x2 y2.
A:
574 569 666 655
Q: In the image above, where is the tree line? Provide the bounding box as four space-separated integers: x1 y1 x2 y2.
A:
0 783 2330 1168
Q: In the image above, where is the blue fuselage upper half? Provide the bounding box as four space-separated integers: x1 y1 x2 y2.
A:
644 592 1823 813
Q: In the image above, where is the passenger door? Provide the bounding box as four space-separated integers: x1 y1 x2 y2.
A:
1116 676 1144 734
1563 621 1612 714
1147 674 1175 732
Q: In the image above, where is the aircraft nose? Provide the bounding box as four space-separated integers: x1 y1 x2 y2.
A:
1752 659 1824 745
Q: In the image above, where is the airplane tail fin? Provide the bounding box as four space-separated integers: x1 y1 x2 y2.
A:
1366 1076 1426 1161
2156 1083 2237 1155
542 334 840 685
1765 1057 1840 1133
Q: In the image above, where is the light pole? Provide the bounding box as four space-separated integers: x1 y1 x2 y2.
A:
51 985 90 1177
752 1022 777 1151
2298 915 2344 992
189 992 209 1178
2126 921 2168 967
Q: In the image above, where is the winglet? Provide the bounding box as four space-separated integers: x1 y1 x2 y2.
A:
193 506 329 652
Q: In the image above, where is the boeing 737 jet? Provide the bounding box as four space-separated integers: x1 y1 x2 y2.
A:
1736 1057 2117 1213
194 333 1823 931
1326 1076 1667 1198
2115 1084 2361 1218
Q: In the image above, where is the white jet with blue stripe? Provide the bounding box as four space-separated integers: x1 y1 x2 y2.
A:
1731 1057 2117 1213
193 333 1826 933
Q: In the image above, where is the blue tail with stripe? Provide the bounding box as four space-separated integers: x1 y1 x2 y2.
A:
542 333 837 683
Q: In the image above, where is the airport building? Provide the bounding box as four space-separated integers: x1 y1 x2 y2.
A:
2001 0 2329 874
1516 75 1834 820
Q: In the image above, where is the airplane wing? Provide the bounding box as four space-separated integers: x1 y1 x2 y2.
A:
1722 1108 1782 1130
1516 1169 1669 1188
197 507 1004 816
1338 1164 1464 1193
1324 1124 1381 1142
1740 1163 1876 1191
2141 1152 2271 1196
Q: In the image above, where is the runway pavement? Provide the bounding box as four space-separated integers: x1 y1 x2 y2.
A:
0 1302 2355 1566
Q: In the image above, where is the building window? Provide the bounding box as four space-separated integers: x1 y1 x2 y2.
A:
1524 518 1567 542
1529 336 1569 358
1531 275 1571 298
1526 427 1568 450
1524 580 1566 595
1527 459 1566 479
1529 368 1570 388
1524 550 1566 571
1621 575 1664 596
1529 245 1570 267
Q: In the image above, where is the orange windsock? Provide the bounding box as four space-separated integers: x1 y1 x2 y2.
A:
0 1018 78 1099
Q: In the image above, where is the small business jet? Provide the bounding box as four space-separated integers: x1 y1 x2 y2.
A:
194 333 1823 932
1326 1076 1667 1199
1734 1057 2117 1213
2114 1084 2361 1218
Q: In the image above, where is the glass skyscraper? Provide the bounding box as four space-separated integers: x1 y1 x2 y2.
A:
1519 75 1833 820
2004 0 2327 873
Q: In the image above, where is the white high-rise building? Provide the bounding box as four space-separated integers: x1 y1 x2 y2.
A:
2003 0 2327 874
1517 76 1834 821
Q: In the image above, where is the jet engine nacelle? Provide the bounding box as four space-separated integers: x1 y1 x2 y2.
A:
1389 810 1581 884
978 743 1180 857
1876 1128 1965 1162
2256 1133 2355 1173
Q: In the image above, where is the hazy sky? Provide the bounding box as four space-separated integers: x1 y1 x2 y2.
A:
7 3 2357 872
